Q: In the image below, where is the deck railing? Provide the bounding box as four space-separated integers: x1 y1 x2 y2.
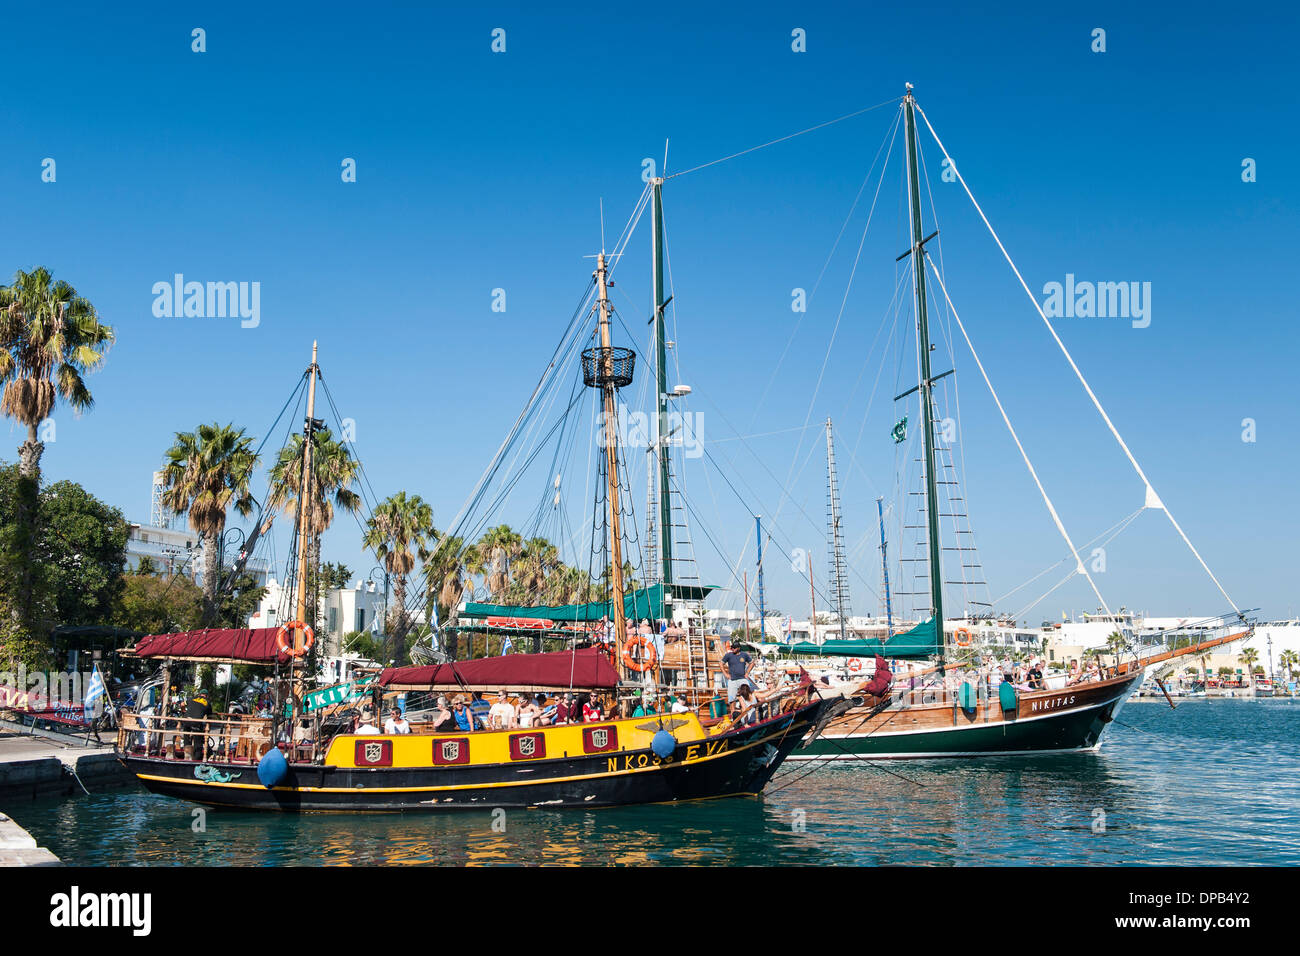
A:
116 711 275 764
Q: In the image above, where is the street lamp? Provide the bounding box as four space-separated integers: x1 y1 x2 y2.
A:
368 566 390 663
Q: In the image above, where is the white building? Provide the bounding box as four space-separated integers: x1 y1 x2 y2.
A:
249 577 397 657
125 522 199 579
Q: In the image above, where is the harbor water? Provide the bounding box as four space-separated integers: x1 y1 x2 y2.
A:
12 699 1299 866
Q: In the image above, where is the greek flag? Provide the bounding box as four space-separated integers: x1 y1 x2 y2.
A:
501 635 514 654
84 665 106 712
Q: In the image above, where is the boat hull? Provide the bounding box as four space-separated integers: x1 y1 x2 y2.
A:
118 700 831 812
791 671 1142 760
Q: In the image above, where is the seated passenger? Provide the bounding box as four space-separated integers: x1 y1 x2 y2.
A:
451 696 480 732
517 695 541 728
488 691 516 730
733 684 759 725
432 697 457 733
383 707 411 734
554 693 576 725
582 695 604 722
354 708 380 734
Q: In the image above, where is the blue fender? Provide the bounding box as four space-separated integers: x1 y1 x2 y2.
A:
257 747 289 788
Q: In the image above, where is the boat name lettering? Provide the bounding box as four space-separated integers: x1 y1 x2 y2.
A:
1029 694 1077 713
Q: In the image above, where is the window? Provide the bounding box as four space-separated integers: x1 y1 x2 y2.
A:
356 608 366 632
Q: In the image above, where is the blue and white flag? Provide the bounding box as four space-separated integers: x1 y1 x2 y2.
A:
84 665 106 712
501 635 514 655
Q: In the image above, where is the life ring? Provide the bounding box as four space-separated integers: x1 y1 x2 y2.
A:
954 627 972 648
847 658 863 673
275 621 315 658
621 635 658 672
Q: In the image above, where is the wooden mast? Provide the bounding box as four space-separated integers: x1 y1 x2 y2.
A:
595 255 628 657
293 342 319 652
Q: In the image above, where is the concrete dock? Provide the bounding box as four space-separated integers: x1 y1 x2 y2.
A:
0 811 60 865
0 721 136 801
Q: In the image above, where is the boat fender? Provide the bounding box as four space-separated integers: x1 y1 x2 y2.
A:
257 746 289 788
998 681 1018 715
651 730 676 759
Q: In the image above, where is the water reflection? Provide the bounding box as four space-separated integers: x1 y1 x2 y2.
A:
13 701 1298 866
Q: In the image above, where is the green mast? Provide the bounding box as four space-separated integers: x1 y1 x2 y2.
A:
652 177 674 594
903 84 945 667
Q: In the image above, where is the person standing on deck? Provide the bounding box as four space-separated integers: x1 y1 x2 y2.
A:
720 641 754 703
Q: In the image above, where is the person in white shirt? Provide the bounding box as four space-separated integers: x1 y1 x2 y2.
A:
383 706 411 734
670 696 690 714
488 691 516 730
355 708 380 734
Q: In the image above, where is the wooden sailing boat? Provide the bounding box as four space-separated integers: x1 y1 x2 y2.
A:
788 86 1252 759
115 266 842 810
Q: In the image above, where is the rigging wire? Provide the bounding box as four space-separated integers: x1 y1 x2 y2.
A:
913 99 1241 619
664 95 903 181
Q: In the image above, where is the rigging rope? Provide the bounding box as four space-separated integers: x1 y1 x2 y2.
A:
664 96 903 181
923 256 1113 618
913 100 1241 618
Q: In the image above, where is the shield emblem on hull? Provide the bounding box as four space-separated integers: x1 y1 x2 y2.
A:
582 725 618 753
432 737 471 765
354 739 393 766
509 732 546 760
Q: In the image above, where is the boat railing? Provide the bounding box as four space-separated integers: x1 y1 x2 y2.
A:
116 711 276 764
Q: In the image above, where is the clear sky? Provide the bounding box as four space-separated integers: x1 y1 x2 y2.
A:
3 1 1296 624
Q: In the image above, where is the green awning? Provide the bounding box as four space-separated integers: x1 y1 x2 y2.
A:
782 617 940 660
458 583 716 625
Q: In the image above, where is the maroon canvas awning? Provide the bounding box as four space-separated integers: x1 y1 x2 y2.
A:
378 648 619 692
132 628 289 664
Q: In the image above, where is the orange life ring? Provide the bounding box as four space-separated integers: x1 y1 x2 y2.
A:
847 658 863 673
621 635 658 672
276 621 315 658
954 627 972 648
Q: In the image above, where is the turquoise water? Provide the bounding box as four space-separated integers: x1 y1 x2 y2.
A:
12 699 1300 865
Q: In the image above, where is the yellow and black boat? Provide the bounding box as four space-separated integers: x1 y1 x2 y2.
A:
115 642 841 811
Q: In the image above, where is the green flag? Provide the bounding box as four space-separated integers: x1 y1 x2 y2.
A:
891 416 908 444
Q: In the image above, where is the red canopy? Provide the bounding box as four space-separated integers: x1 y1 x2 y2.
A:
378 647 619 692
132 628 289 664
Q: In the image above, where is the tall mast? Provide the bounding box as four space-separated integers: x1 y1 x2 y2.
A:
595 253 628 652
826 417 851 641
877 496 894 638
294 341 319 639
651 178 674 595
755 515 766 639
808 560 817 645
903 84 945 665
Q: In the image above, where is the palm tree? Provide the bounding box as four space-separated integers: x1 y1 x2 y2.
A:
160 423 259 625
0 268 114 635
362 492 434 664
268 428 360 633
510 536 559 601
0 267 114 480
1279 649 1298 688
1238 647 1259 685
1199 653 1212 689
474 524 523 600
422 533 484 660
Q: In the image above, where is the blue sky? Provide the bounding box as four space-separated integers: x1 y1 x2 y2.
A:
2 1 1296 623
